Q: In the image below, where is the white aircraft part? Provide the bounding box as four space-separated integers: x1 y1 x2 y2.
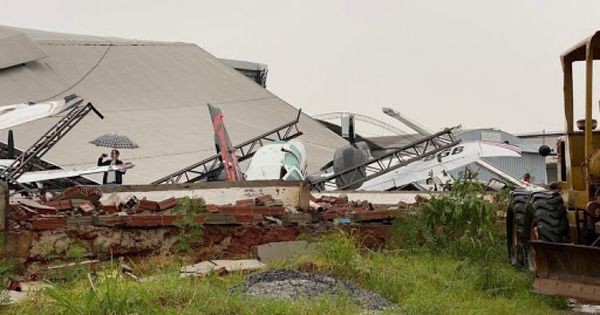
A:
15 163 134 184
245 141 307 181
0 159 12 168
0 98 78 130
360 141 521 191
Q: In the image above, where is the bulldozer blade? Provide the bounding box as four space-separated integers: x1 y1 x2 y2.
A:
531 240 600 302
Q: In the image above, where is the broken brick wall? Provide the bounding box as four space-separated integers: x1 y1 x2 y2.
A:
1 224 391 263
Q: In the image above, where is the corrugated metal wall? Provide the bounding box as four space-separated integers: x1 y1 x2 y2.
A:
449 129 547 184
449 153 547 184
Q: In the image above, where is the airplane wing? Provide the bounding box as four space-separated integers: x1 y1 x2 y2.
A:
16 163 134 184
360 141 521 191
0 95 82 130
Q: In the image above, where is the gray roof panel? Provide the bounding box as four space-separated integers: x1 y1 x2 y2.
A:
0 25 346 184
0 28 47 69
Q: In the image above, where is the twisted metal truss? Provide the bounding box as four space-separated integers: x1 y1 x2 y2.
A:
309 127 460 191
312 112 406 136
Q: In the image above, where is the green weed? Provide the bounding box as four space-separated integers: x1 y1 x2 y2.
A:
173 197 206 254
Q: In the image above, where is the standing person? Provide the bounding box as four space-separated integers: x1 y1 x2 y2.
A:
522 173 532 184
97 149 126 184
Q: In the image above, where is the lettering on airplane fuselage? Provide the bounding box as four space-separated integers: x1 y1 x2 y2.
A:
423 146 464 162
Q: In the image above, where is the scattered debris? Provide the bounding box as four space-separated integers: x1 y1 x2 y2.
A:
181 259 265 277
313 194 403 223
233 270 392 311
1 281 51 305
46 260 100 271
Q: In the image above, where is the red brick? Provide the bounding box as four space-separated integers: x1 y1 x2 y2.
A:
206 204 219 213
252 206 285 217
235 199 255 207
232 213 263 225
44 200 72 211
139 199 160 211
100 205 118 214
127 214 205 227
95 215 128 226
63 186 102 200
128 215 178 226
218 206 251 215
31 217 67 230
78 203 95 214
158 197 178 210
358 210 395 221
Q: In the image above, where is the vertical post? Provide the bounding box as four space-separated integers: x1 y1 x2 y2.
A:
341 115 356 144
563 60 574 133
0 181 7 232
585 42 594 167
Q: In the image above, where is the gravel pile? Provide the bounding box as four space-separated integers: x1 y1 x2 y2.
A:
232 269 392 311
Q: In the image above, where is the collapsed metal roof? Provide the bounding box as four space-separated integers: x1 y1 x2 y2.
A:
0 27 47 69
0 25 346 184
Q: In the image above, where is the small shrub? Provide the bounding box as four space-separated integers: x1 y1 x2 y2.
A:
173 197 206 254
419 178 501 258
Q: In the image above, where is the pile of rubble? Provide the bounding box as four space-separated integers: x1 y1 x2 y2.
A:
233 269 393 311
8 186 303 231
311 194 406 223
6 185 416 233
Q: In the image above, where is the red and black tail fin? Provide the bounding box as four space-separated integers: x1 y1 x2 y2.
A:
207 103 242 181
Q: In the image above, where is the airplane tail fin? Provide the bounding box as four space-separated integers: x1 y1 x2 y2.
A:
207 103 243 181
7 130 14 159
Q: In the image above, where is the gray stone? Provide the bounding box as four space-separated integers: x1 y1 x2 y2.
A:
257 241 316 263
232 270 393 311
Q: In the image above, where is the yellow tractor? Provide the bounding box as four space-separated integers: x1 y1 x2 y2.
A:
507 31 600 302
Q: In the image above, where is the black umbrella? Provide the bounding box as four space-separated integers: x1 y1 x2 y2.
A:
89 133 139 149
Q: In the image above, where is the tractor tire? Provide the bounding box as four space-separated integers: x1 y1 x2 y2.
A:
524 191 570 271
506 191 530 267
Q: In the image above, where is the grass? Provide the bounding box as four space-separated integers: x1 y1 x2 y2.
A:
6 266 363 314
3 231 568 315
3 180 571 314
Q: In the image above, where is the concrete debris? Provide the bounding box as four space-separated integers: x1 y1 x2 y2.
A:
181 259 265 277
1 281 51 305
257 240 316 263
313 195 404 223
233 270 392 311
46 260 100 271
121 263 134 274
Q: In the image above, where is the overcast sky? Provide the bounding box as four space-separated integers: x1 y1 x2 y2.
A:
2 0 600 135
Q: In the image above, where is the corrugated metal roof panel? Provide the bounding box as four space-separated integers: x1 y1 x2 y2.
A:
0 25 346 184
0 27 47 69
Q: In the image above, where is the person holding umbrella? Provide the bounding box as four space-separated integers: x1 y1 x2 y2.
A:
97 149 126 185
90 133 139 185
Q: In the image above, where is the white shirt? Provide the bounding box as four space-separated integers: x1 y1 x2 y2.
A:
106 159 116 183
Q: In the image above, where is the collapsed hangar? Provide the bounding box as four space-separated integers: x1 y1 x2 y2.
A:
0 25 346 184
